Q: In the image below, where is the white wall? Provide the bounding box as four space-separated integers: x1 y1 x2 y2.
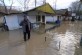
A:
45 16 57 22
17 13 37 24
0 16 4 23
5 15 20 30
17 14 24 28
17 14 37 29
27 16 36 23
17 14 24 24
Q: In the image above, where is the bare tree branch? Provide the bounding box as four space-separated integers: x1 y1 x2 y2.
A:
17 0 30 11
9 0 14 13
69 1 82 20
17 0 24 6
26 0 30 9
0 0 8 13
0 0 14 14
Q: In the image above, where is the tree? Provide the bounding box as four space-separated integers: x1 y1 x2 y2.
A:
17 0 30 11
69 1 82 19
69 1 78 13
0 0 14 14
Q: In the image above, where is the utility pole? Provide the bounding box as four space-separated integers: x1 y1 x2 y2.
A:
43 0 46 4
35 0 36 7
55 0 57 10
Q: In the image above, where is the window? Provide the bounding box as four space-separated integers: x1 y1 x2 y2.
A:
42 15 45 22
36 15 41 22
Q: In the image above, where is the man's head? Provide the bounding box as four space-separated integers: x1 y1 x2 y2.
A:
23 15 29 23
24 15 27 20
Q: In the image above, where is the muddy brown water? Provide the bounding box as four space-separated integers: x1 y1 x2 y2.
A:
0 21 82 55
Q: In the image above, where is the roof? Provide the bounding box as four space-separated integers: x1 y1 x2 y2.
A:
55 9 68 15
36 3 55 14
24 3 55 14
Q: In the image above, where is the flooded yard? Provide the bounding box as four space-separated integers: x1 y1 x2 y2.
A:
0 21 82 55
47 21 82 55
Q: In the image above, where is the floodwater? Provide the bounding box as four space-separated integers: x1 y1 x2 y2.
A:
47 21 82 55
0 21 82 55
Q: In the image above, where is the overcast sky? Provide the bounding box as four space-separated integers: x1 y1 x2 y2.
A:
4 0 78 10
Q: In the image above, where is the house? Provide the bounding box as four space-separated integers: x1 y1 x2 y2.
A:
22 3 56 29
45 9 69 22
4 13 23 30
0 6 22 30
2 3 56 30
55 9 69 21
23 3 55 24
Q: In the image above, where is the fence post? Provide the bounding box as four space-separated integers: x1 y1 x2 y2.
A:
45 37 46 42
59 41 61 50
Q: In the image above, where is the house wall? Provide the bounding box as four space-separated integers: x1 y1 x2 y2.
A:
45 16 57 22
17 14 24 24
17 14 24 28
4 11 47 30
5 11 57 30
5 14 36 30
17 14 36 23
17 14 37 29
0 16 4 23
5 15 20 30
27 15 36 23
27 11 46 24
5 13 64 30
